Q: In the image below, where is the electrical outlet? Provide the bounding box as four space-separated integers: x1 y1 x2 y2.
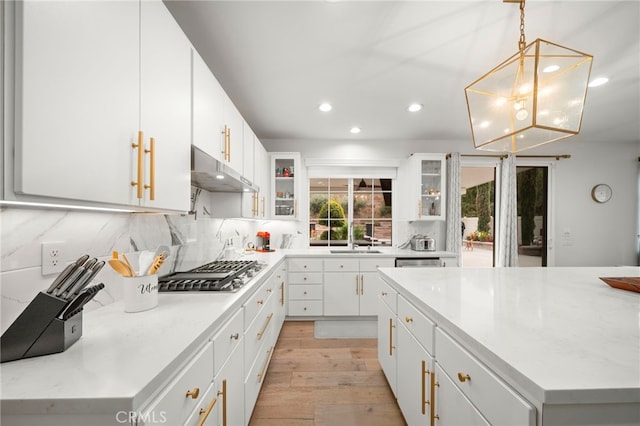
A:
42 242 65 275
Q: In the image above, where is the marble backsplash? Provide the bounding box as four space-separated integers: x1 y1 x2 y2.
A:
0 188 304 332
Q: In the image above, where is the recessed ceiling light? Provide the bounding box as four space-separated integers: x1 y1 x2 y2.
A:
318 103 332 112
350 127 361 134
407 103 423 112
216 174 224 180
588 77 609 87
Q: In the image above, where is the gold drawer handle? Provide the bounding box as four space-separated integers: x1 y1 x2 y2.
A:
381 291 388 296
457 372 471 382
266 288 273 293
257 313 274 340
197 396 218 426
405 316 413 323
257 299 264 305
186 387 200 399
230 333 239 340
257 346 275 383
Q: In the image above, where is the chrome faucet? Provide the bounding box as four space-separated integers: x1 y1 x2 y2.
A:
349 222 358 250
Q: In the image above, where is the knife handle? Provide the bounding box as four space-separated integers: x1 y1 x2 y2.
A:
46 254 90 294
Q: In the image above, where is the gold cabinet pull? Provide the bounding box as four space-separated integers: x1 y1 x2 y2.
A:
257 313 273 340
131 131 144 199
185 387 200 399
381 291 388 296
431 371 439 425
197 396 217 426
144 137 155 200
226 126 231 161
356 276 359 295
405 316 413 323
359 275 364 296
230 333 239 340
217 379 227 426
389 318 395 356
418 200 422 218
261 196 266 217
257 346 275 383
457 372 471 382
257 299 264 305
422 360 430 415
280 282 284 306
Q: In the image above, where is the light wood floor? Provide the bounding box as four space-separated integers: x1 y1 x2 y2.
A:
248 321 407 426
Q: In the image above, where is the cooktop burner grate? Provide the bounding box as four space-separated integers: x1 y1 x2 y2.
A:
158 259 260 293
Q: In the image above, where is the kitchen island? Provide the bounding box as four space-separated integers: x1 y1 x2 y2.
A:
377 266 640 425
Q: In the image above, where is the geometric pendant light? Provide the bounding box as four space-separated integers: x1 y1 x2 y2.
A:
465 0 593 152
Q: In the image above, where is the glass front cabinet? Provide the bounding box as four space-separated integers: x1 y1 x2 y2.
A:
408 153 447 221
270 153 301 219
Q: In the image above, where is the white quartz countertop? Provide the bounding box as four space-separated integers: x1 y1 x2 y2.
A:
378 266 640 405
0 253 286 415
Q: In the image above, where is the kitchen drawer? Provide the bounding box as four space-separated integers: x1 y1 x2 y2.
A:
398 295 435 356
212 309 243 376
288 271 323 285
244 296 277 375
244 280 274 332
288 300 323 316
184 381 219 426
435 329 535 426
434 363 489 426
288 284 323 300
244 339 275 422
288 258 323 272
359 257 395 272
379 280 397 314
140 342 213 426
323 258 359 272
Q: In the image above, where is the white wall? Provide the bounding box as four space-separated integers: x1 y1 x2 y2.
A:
264 137 640 267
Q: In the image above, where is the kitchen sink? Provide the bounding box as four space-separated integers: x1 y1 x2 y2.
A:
329 249 382 254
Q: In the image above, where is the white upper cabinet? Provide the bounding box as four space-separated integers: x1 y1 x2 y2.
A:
401 153 447 221
12 0 191 211
270 153 301 220
14 0 139 205
139 0 191 211
191 48 224 162
222 92 245 174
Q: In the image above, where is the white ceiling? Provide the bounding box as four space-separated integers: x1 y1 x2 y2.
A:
164 0 640 150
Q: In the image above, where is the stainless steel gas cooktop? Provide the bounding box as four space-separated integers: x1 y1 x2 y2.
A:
158 260 262 293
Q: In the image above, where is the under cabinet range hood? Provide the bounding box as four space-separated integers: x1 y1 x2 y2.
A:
191 146 259 193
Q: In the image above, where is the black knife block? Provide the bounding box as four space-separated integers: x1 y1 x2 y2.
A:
1 291 83 363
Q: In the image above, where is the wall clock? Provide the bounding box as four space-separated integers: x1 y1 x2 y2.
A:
591 184 612 203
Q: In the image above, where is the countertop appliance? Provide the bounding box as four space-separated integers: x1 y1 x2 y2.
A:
158 260 263 292
409 235 435 251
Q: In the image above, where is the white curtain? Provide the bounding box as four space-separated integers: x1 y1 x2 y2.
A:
496 154 518 267
445 153 461 262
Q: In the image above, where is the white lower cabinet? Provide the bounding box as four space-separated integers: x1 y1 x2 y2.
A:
377 281 398 398
435 329 535 426
434 363 489 426
379 288 536 426
184 381 220 426
139 342 214 425
214 344 244 426
397 322 434 426
324 257 395 316
287 258 323 316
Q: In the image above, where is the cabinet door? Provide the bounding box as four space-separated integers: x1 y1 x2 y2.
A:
360 271 384 316
15 0 138 205
255 141 269 218
242 122 255 182
324 272 360 316
377 300 397 397
397 322 434 426
222 93 244 173
271 153 300 219
215 342 245 426
192 49 224 161
140 0 191 211
404 154 447 221
184 381 220 426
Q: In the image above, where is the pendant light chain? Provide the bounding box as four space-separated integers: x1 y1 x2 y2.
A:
518 0 526 51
